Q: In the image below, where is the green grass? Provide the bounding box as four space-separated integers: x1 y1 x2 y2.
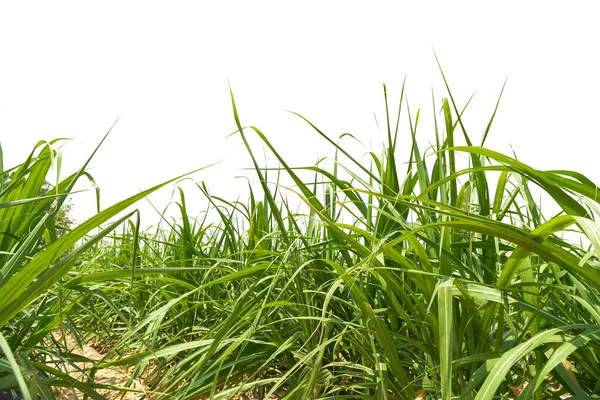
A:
1 74 600 399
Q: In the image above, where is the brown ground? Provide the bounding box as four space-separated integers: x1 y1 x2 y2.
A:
48 331 282 399
50 331 148 399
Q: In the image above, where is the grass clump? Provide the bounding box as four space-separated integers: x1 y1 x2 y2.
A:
2 73 600 399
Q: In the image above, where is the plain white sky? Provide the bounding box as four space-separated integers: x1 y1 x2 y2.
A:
1 2 599 227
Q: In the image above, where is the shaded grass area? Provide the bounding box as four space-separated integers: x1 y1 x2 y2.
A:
2 74 600 399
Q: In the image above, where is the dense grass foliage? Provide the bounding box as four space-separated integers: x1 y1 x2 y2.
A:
2 78 600 399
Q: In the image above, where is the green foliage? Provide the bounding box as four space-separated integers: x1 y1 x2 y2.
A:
0 133 203 397
2 76 600 399
2 169 77 250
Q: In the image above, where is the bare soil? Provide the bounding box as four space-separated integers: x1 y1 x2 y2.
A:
50 331 148 399
48 331 282 399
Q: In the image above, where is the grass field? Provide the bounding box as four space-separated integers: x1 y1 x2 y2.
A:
1 76 600 399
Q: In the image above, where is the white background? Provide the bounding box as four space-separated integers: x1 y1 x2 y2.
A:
1 2 599 227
